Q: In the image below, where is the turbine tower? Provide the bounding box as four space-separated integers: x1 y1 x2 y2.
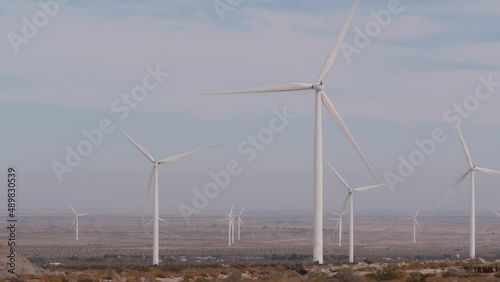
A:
435 120 500 259
202 0 378 264
116 125 219 265
403 207 422 244
68 204 89 241
326 161 386 263
330 210 348 247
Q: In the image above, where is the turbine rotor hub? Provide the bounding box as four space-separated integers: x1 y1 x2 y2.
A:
312 81 324 91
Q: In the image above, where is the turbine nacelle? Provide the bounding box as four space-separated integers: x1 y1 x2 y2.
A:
312 81 324 91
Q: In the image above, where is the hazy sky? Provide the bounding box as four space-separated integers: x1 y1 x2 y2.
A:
1 0 500 218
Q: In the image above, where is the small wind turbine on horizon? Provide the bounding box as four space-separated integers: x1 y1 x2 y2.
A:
202 0 378 264
145 217 167 227
329 210 348 247
219 204 236 247
68 204 89 241
326 161 386 263
434 118 500 259
115 124 219 265
403 207 422 244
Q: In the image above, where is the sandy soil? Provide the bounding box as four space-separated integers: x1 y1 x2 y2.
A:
7 214 500 266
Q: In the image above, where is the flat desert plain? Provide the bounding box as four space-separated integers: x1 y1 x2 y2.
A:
8 213 500 265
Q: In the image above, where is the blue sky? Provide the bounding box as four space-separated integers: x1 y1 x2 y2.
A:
1 0 500 216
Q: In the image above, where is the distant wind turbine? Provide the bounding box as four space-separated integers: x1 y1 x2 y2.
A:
145 217 167 227
115 124 219 265
403 207 422 244
236 207 246 241
202 0 378 264
330 210 348 247
68 204 89 241
219 204 236 247
326 161 386 263
434 118 500 259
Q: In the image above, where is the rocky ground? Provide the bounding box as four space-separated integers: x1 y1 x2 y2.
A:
0 243 45 277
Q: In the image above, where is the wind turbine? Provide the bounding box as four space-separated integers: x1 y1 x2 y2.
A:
434 119 500 259
403 207 422 244
202 0 378 264
493 210 500 217
330 210 348 247
145 217 167 227
237 207 246 240
326 161 386 263
115 125 219 265
219 204 236 247
68 204 89 241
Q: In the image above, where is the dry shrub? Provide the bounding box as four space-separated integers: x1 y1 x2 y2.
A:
332 268 362 282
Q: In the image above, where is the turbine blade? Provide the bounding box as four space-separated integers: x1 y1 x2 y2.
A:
70 217 76 230
321 91 379 183
239 218 244 228
78 213 90 216
158 145 220 164
330 211 341 216
342 209 349 216
325 160 350 190
492 210 500 217
217 217 230 222
229 203 234 217
333 220 340 235
475 167 500 176
352 183 387 192
68 204 77 215
115 124 155 163
341 194 351 214
159 218 167 223
142 167 155 222
434 169 470 210
145 219 153 226
239 206 246 216
415 219 422 230
414 206 421 218
201 83 313 95
317 0 360 81
455 121 473 168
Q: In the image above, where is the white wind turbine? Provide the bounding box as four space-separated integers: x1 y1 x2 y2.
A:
219 204 236 247
116 125 219 265
403 207 422 244
330 210 348 247
326 161 386 263
145 217 167 227
202 0 378 264
236 207 246 241
68 204 89 241
435 120 500 259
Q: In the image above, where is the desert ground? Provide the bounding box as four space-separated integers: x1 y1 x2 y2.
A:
2 212 500 281
5 212 500 265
